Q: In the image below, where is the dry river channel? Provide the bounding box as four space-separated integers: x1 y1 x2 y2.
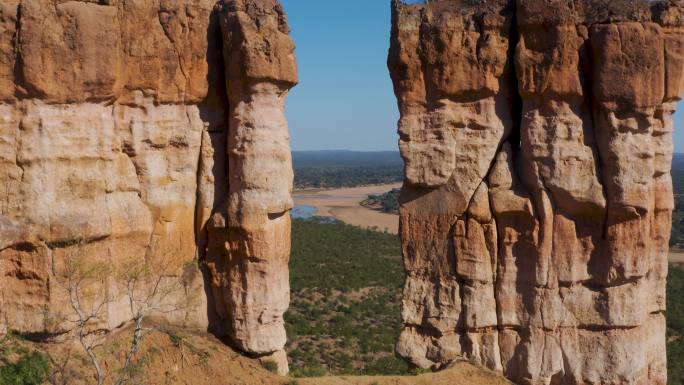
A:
292 183 401 234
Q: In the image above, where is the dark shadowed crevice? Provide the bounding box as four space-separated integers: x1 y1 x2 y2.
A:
489 0 524 369
579 24 616 288
195 4 230 340
579 26 611 242
11 1 29 100
505 0 523 153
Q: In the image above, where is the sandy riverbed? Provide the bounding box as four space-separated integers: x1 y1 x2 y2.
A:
293 183 402 234
671 250 684 264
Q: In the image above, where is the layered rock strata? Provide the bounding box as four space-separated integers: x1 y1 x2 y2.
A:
0 0 295 372
389 1 684 384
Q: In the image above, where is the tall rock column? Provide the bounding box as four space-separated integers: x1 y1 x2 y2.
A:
203 0 297 374
390 1 684 384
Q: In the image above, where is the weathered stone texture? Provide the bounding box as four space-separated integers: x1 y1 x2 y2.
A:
389 0 684 384
0 0 296 373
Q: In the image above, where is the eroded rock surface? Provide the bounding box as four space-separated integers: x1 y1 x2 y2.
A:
389 1 684 384
0 0 296 372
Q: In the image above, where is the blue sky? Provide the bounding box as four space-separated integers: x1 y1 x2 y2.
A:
281 0 398 151
280 0 684 153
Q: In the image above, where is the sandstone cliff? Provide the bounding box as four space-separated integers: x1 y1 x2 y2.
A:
389 0 684 384
0 0 295 373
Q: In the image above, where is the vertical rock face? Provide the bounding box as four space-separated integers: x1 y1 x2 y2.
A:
0 0 218 337
0 0 296 370
390 0 684 383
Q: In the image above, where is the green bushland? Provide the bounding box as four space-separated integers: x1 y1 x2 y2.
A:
670 154 684 247
286 218 409 377
261 360 279 374
668 265 684 384
0 335 49 385
294 166 402 189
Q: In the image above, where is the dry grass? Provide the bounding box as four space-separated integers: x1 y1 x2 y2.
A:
295 361 513 385
0 322 512 385
1 324 284 385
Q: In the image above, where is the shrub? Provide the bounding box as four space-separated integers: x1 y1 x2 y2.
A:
168 334 183 348
291 364 327 378
0 351 50 385
261 360 279 374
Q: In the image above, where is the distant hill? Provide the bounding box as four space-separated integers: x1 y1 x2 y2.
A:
292 151 404 189
292 150 403 168
673 153 684 168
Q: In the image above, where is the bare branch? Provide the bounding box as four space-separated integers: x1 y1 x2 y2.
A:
47 237 198 385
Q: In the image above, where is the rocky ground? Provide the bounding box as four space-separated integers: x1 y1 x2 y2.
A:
0 322 509 385
1 323 283 385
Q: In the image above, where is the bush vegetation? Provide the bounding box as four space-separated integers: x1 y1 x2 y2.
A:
286 218 409 377
294 166 403 189
261 360 279 374
668 265 684 384
0 335 49 385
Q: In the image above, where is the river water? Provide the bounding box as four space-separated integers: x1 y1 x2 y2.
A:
291 205 317 219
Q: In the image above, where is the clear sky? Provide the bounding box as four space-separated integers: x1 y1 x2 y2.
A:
280 0 684 153
280 0 399 151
